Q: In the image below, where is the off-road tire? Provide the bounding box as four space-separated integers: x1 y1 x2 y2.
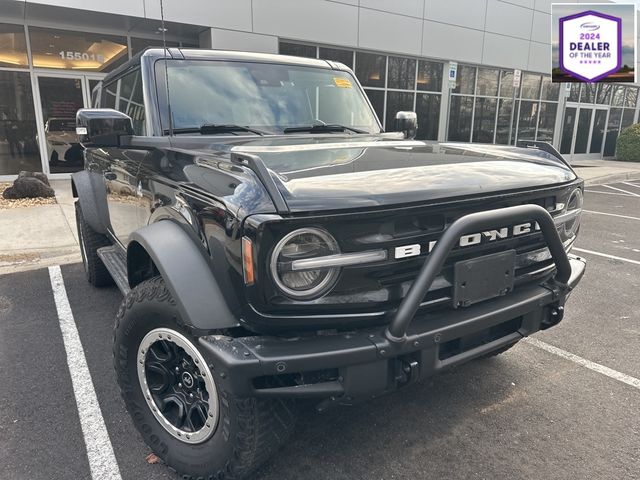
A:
113 277 297 480
75 201 113 287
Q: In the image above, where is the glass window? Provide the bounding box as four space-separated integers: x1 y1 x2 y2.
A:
612 86 625 106
387 56 416 90
279 42 316 58
364 89 385 125
453 65 475 95
319 47 353 68
131 37 181 56
579 84 596 104
624 87 638 108
0 71 39 174
448 95 473 141
621 108 636 129
604 108 622 156
355 52 386 88
560 107 577 154
472 97 497 143
568 83 580 102
29 27 128 72
0 23 28 68
415 93 440 140
499 70 515 98
520 73 541 99
476 68 499 97
517 101 539 140
590 109 607 154
385 91 414 132
536 102 557 142
495 99 516 144
156 60 381 134
540 77 559 101
596 84 612 105
573 108 591 154
417 60 443 92
116 70 146 135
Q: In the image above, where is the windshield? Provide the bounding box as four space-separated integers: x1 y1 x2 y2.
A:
155 60 381 135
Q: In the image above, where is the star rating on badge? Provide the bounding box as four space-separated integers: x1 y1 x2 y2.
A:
579 60 602 64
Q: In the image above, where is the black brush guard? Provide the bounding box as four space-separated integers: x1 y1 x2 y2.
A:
199 204 583 403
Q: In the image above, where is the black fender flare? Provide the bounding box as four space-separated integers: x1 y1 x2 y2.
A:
71 170 111 235
128 221 240 333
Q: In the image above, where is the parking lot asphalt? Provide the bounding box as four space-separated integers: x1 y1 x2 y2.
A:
1 182 640 480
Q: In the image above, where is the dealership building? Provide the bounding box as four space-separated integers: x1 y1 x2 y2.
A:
0 0 639 179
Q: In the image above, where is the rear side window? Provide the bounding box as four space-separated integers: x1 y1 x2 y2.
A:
102 69 146 135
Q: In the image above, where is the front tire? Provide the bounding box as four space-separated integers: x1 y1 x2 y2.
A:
113 277 296 480
75 201 113 287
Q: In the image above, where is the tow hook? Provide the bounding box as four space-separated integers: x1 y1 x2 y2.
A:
396 359 419 386
541 304 564 329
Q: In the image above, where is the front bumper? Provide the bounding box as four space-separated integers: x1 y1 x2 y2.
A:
199 255 585 405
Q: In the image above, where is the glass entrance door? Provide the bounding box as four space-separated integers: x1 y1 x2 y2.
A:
559 105 609 160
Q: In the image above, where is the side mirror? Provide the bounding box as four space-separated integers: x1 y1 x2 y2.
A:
394 111 418 139
76 108 134 148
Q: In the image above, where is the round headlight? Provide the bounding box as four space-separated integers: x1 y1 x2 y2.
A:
270 228 340 300
563 188 583 238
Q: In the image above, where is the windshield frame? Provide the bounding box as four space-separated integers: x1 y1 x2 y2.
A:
153 58 383 136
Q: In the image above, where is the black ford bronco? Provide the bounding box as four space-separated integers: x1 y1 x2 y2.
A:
73 48 586 479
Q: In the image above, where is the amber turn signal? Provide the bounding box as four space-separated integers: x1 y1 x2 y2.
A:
242 236 255 286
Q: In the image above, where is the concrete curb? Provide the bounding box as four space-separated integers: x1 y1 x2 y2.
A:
581 171 640 186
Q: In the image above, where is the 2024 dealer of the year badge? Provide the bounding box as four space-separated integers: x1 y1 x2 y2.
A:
559 10 622 82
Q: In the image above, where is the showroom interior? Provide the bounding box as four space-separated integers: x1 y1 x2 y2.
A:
0 0 639 180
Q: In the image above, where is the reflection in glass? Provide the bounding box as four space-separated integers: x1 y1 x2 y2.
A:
517 101 538 141
540 77 559 101
0 71 39 174
568 84 580 102
415 93 440 140
319 47 353 68
589 109 607 154
574 108 592 154
0 23 28 68
38 76 85 174
364 89 385 126
579 84 596 104
385 91 414 132
279 42 316 58
29 27 128 72
596 84 612 105
520 73 541 99
560 107 577 154
417 60 443 92
495 99 515 144
499 70 515 98
472 97 497 143
604 108 621 156
448 95 473 141
355 52 386 88
621 108 635 129
453 65 475 95
387 56 416 90
114 70 146 135
537 102 557 142
476 68 499 97
612 86 625 106
624 87 638 108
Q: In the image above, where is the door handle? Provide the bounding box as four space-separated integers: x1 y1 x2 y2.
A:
103 171 117 181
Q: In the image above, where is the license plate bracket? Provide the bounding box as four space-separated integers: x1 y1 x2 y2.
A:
453 250 516 308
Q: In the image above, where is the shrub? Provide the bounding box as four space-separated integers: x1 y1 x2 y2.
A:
615 123 640 162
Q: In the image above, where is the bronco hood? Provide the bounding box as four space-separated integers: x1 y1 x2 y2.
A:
228 137 577 212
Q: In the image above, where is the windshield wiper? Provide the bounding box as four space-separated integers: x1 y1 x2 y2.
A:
283 124 367 134
164 124 268 136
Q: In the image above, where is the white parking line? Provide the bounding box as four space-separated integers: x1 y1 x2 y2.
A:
584 190 638 198
621 181 640 189
48 266 122 480
603 185 640 197
573 247 640 266
524 337 640 390
583 210 640 221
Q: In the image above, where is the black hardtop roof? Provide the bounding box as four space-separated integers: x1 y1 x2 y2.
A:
102 47 340 85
